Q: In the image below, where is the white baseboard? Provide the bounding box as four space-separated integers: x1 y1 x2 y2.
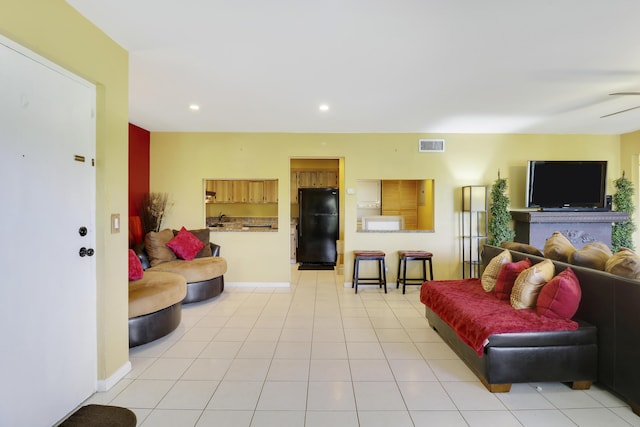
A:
96 361 131 392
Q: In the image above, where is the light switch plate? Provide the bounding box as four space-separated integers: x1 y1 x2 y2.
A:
111 213 120 234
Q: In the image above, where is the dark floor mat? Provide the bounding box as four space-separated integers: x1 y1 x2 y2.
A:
59 404 136 427
298 264 335 270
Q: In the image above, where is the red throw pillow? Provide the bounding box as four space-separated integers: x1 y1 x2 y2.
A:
536 267 582 320
167 226 205 260
493 258 531 300
128 249 144 281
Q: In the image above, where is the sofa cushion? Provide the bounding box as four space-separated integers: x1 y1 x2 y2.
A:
493 258 531 301
481 249 511 292
144 229 177 267
167 226 205 261
500 241 543 256
605 248 640 279
128 249 144 281
568 241 612 270
543 231 576 262
511 259 555 309
147 256 228 283
174 228 212 258
536 267 581 320
128 271 187 318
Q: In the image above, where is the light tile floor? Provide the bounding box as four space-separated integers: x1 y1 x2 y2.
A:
87 267 640 427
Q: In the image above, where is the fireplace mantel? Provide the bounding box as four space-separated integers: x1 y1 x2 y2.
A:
510 210 629 249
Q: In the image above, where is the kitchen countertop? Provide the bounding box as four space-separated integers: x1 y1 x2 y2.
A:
208 216 278 232
209 224 278 232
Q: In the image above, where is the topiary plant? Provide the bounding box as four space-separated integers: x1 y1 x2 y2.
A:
611 171 636 251
488 171 515 246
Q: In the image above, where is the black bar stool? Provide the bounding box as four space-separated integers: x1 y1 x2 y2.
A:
352 250 387 294
397 250 433 294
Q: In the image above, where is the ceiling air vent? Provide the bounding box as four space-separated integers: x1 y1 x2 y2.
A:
419 139 445 152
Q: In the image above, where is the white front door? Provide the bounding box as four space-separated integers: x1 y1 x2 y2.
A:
0 37 97 427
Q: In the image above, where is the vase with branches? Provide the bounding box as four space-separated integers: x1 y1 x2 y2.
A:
611 172 636 251
488 171 515 246
139 192 170 234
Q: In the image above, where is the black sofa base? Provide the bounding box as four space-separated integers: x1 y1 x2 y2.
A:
183 275 224 304
425 306 598 392
128 302 182 348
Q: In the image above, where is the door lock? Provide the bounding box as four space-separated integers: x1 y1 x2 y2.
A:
79 247 95 257
79 226 88 236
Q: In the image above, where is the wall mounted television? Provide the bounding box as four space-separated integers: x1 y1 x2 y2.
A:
525 160 608 211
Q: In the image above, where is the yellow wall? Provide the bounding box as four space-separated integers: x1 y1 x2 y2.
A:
621 130 640 246
417 180 435 230
1 1 130 382
151 132 625 283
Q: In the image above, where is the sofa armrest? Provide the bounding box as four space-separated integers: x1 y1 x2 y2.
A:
210 242 221 257
134 242 151 270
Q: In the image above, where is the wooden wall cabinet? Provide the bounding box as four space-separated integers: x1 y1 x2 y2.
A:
291 169 339 203
247 181 263 203
206 179 278 204
381 180 418 229
212 180 234 203
263 180 278 203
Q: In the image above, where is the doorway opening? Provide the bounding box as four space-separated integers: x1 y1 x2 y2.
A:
290 158 345 273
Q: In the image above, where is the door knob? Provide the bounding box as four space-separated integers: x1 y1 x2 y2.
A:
79 247 95 257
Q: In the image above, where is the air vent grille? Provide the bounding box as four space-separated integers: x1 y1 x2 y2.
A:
419 139 445 152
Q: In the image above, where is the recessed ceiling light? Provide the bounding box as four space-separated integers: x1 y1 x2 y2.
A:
319 104 330 112
189 104 200 111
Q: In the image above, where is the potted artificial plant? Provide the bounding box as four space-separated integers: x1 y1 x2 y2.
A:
488 171 515 246
611 172 636 251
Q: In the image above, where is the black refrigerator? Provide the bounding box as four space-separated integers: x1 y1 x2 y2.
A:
297 187 339 267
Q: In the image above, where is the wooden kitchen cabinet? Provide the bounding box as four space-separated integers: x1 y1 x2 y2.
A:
212 180 234 203
382 180 418 229
263 180 278 203
206 179 278 204
232 180 249 202
316 170 338 187
297 171 316 188
291 172 299 203
247 181 264 203
296 170 337 188
291 169 339 203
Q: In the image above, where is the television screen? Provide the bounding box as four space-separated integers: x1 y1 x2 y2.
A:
526 160 607 210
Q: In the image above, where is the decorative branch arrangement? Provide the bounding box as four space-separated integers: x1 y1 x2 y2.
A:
139 192 170 234
611 171 636 251
488 171 515 246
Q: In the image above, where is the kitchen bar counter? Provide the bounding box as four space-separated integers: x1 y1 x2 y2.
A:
209 224 277 232
207 216 278 232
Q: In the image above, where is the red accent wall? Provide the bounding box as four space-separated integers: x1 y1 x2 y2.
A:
129 123 150 216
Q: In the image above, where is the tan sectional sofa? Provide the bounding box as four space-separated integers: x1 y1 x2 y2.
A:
128 271 187 347
128 228 227 347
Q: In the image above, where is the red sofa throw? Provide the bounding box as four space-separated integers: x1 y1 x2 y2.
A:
420 279 578 356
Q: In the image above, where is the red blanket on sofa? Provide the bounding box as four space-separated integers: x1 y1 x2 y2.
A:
420 279 579 356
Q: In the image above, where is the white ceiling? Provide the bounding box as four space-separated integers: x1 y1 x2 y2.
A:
67 0 640 134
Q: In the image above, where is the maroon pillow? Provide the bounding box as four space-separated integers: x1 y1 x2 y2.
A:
536 267 581 320
493 258 531 300
166 226 205 260
128 249 144 281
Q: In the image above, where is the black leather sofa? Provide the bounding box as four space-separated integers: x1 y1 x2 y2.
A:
423 249 597 393
482 244 640 416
